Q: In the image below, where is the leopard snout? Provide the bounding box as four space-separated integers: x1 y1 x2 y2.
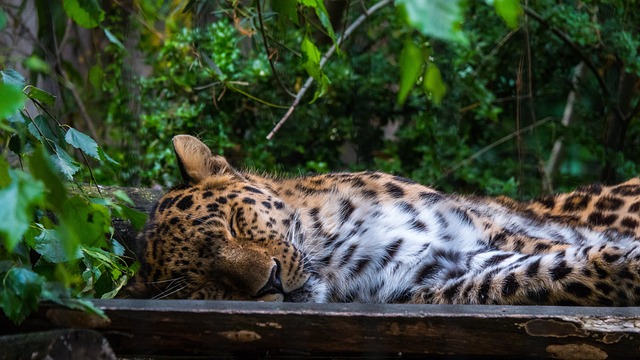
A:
255 258 284 297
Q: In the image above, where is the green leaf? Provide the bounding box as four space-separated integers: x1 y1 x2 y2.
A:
423 63 447 104
62 0 105 28
103 28 125 50
98 147 120 167
51 144 81 180
88 65 104 90
0 9 7 31
1 69 26 87
28 115 63 144
30 145 67 212
24 55 51 74
111 239 125 257
301 36 330 101
397 40 423 106
490 0 522 29
0 170 45 251
397 0 468 45
309 74 330 103
65 127 100 160
61 197 111 251
34 226 81 263
301 36 322 78
273 0 299 25
0 83 27 121
309 0 336 43
24 85 56 105
113 204 148 231
0 156 10 188
40 283 106 319
1 267 43 323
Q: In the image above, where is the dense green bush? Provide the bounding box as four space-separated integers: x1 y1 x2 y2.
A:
0 69 142 323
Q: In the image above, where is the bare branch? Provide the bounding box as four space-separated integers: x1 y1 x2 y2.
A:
266 0 393 140
543 62 586 192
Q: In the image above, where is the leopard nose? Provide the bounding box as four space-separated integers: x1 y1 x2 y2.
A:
256 259 284 297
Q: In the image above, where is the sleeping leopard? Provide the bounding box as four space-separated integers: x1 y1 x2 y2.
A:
124 135 640 306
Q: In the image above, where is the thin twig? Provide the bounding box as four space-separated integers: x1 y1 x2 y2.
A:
440 117 554 179
266 0 393 140
256 0 296 97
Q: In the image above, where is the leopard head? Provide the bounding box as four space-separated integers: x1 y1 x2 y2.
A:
123 135 314 301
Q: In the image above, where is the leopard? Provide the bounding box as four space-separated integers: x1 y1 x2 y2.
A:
123 134 640 306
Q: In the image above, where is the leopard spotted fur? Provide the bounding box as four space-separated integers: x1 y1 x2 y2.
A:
124 135 640 306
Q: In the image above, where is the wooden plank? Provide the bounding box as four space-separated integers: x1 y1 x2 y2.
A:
2 300 640 359
0 329 116 360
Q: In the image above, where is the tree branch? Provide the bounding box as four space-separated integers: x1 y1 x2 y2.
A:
266 0 393 140
256 0 296 98
543 62 586 192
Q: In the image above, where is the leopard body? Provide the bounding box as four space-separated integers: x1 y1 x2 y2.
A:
125 135 640 306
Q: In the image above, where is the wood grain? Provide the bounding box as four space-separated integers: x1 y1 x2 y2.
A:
2 300 640 359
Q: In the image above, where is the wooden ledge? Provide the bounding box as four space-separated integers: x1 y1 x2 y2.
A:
2 300 640 359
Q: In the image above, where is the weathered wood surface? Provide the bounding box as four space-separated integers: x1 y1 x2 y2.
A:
0 329 116 360
79 184 163 214
2 300 640 359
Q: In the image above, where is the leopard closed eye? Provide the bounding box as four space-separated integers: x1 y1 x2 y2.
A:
123 135 640 306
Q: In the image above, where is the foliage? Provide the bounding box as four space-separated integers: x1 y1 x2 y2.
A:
0 68 142 323
1 0 639 320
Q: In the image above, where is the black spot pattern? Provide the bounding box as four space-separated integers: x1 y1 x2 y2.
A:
525 259 541 278
339 198 356 222
415 262 442 283
176 195 194 211
550 260 572 281
576 183 603 195
535 196 555 209
611 184 640 196
158 196 177 213
595 196 624 211
565 282 592 297
621 217 639 229
588 212 618 226
486 253 512 267
595 281 614 295
562 194 591 212
393 175 417 184
381 239 403 267
411 220 428 232
501 274 519 297
243 186 264 194
384 182 405 198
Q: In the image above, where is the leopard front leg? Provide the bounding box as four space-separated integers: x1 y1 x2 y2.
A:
412 242 640 306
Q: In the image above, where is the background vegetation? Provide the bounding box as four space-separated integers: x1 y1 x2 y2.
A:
0 0 639 321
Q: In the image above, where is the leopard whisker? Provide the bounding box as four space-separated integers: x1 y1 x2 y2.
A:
151 278 188 300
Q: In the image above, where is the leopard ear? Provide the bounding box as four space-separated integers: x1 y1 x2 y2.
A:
172 135 234 184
